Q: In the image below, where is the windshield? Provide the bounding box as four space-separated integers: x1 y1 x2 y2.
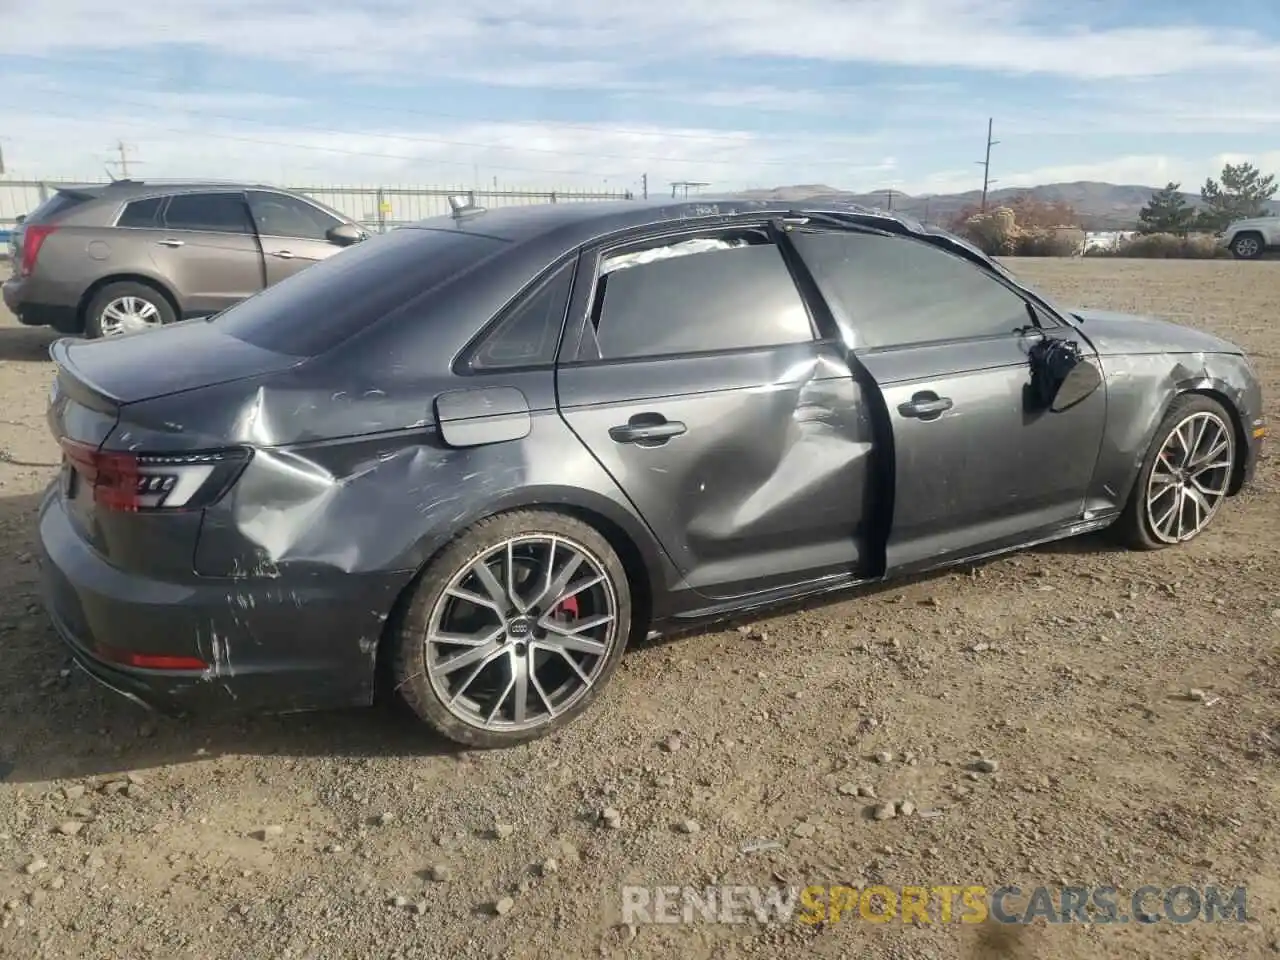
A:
209 227 507 357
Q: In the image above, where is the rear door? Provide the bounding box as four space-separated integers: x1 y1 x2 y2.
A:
556 227 878 601
789 228 1107 574
246 190 349 286
152 191 265 315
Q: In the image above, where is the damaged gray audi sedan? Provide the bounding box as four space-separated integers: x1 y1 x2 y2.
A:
38 197 1266 747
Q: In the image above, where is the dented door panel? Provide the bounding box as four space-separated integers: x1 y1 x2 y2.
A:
557 341 876 599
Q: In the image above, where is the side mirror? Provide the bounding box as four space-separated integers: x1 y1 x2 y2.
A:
15 214 26 225
1050 360 1103 412
326 223 365 246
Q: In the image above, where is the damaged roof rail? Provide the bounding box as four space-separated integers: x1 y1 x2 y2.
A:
779 206 1016 281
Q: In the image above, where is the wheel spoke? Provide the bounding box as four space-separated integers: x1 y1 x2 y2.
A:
1152 498 1179 538
471 558 511 613
531 547 585 612
1188 437 1228 469
429 625 503 648
537 629 609 657
437 639 504 676
445 585 501 614
546 645 594 684
509 653 531 724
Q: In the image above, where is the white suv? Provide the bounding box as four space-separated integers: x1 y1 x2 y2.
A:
1217 217 1279 259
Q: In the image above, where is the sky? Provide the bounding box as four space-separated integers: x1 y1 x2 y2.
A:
1 0 1279 197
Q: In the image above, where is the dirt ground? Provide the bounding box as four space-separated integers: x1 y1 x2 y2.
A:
0 258 1276 960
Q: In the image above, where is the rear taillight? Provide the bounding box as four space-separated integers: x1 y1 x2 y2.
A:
59 439 251 512
19 224 57 277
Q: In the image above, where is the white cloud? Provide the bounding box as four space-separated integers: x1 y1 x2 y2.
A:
0 103 896 191
7 0 1280 83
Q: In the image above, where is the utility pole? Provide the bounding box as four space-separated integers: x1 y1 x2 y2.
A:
976 118 999 211
107 140 140 180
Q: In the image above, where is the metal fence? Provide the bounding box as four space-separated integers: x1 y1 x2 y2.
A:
0 179 636 233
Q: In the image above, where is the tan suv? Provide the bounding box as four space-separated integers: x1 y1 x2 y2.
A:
2 180 367 338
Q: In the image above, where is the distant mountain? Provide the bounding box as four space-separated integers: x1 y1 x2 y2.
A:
733 180 1280 231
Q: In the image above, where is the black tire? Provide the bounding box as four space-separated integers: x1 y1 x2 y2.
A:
389 509 633 748
1230 232 1264 260
83 281 177 339
1114 394 1236 551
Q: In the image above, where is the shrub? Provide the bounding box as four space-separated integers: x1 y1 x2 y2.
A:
1104 233 1229 259
1014 227 1085 257
959 207 1017 256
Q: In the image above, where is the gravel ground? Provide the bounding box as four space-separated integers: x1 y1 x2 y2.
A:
0 258 1277 960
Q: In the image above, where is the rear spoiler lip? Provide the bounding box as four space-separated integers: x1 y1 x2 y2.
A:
49 338 125 414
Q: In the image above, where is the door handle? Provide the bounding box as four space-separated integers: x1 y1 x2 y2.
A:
156 238 185 248
898 392 953 421
609 413 687 446
270 250 295 259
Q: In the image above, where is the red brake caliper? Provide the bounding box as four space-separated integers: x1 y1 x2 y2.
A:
551 595 579 620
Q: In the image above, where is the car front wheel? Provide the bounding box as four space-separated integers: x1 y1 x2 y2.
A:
1117 395 1236 550
390 510 632 748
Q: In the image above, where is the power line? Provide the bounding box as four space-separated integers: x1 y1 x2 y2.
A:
24 105 630 180
24 86 882 172
17 56 892 151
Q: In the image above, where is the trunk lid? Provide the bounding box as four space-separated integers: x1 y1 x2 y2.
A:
50 319 304 405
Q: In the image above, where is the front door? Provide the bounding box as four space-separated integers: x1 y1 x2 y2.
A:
789 228 1107 574
154 191 265 316
556 229 878 600
247 190 348 287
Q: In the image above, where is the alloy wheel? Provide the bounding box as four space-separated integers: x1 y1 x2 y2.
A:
1234 236 1261 258
100 296 163 336
423 534 619 732
1145 411 1234 544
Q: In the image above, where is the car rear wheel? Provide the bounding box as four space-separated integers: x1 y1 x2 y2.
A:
1231 232 1264 260
85 281 176 339
1116 395 1236 550
390 510 632 748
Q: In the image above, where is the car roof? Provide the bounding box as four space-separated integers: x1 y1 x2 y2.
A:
404 196 995 270
53 180 299 201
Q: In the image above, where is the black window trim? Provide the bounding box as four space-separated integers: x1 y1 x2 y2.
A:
783 224 1066 354
157 189 255 236
452 252 582 376
247 188 350 242
561 221 824 368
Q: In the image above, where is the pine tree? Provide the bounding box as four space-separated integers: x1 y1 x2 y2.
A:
1137 183 1195 235
1196 163 1277 232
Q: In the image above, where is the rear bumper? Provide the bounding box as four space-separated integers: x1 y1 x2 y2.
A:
2 277 80 331
36 484 403 716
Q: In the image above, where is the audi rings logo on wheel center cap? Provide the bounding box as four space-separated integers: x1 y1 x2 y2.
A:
507 617 534 639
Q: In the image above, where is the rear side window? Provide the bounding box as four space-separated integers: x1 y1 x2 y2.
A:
163 192 254 234
790 231 1032 349
116 197 163 228
209 227 507 356
468 260 575 370
588 241 813 361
